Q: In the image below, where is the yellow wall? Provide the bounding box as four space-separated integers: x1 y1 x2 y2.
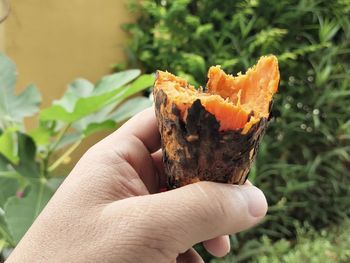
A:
0 22 4 50
0 0 135 167
1 0 133 105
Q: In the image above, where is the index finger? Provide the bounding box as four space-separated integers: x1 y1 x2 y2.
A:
106 107 161 153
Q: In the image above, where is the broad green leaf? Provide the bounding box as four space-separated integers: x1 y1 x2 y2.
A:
15 133 40 178
83 120 116 137
40 70 144 123
4 179 54 244
0 128 18 163
0 153 12 172
0 208 13 247
109 97 152 123
73 74 154 133
110 74 154 104
28 126 51 146
0 156 7 172
54 78 94 112
40 90 119 122
8 84 41 121
0 177 18 208
72 103 117 132
94 69 140 94
0 83 41 127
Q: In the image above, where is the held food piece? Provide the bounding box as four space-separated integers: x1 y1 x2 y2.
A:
153 56 280 188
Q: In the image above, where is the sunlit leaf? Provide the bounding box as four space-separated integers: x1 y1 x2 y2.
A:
109 96 152 123
40 70 145 123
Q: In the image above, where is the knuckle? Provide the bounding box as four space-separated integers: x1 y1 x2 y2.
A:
194 182 230 218
193 182 247 220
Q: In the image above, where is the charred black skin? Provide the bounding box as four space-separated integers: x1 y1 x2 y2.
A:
154 89 269 189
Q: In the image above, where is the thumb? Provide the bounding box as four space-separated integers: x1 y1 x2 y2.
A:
146 182 267 253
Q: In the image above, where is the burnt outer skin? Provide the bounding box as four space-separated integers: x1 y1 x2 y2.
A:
154 89 269 189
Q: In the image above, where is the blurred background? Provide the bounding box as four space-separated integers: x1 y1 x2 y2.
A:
0 0 136 160
1 0 350 262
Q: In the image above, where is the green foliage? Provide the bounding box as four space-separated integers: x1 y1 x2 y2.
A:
0 52 153 252
0 54 41 129
212 220 350 263
125 0 350 241
4 179 54 244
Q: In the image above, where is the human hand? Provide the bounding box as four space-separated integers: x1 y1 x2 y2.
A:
7 108 267 263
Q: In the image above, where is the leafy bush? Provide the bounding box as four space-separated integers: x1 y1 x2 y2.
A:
0 53 154 255
124 0 350 261
212 220 350 263
124 0 350 242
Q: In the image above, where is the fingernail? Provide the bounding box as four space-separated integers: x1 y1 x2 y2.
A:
242 186 268 217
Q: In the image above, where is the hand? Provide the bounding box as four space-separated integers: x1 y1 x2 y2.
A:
7 108 267 263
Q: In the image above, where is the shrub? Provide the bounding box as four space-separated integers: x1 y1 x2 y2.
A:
124 0 350 236
0 52 154 256
212 220 350 263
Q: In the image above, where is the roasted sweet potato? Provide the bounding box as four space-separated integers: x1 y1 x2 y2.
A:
153 56 280 188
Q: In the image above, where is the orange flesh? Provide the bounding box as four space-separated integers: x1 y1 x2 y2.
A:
155 55 280 133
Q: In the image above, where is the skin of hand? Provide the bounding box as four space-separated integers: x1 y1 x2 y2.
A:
7 108 268 263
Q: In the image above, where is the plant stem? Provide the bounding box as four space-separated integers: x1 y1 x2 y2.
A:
49 124 71 154
42 123 71 177
0 223 15 248
47 138 82 173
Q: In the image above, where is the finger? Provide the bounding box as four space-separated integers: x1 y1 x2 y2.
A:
112 136 159 194
110 107 160 153
145 182 267 254
177 248 204 263
203 235 230 257
89 108 161 194
151 149 167 190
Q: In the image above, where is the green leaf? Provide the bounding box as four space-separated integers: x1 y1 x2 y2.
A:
15 133 40 178
109 97 152 123
40 90 120 123
9 84 41 121
72 103 117 133
0 208 14 247
0 132 40 178
4 179 54 244
0 177 18 208
39 70 145 123
0 153 11 172
111 74 154 103
0 82 41 127
83 120 116 137
54 78 94 112
0 53 41 127
0 53 16 96
73 74 154 135
28 126 51 146
0 128 18 163
94 69 141 94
